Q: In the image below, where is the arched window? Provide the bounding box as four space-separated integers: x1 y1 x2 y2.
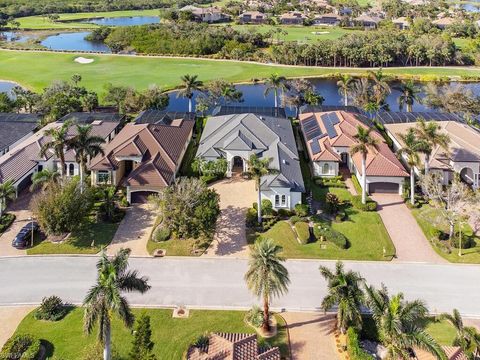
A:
69 164 75 176
323 163 329 174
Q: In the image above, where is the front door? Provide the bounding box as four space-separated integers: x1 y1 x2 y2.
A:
124 160 133 176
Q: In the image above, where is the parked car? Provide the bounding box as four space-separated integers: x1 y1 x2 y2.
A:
11 222 39 249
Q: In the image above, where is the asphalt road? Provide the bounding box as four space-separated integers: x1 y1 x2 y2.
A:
1 256 479 317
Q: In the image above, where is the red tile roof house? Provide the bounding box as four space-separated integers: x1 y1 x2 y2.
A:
299 111 408 195
89 110 195 204
187 333 281 360
0 113 121 197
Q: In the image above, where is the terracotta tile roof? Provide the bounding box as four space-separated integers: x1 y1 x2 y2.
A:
299 111 408 177
89 117 194 188
187 333 281 360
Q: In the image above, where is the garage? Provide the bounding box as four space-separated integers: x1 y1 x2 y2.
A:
15 174 33 194
130 191 157 204
369 182 399 194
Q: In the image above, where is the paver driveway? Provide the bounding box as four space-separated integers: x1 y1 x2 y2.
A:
203 177 257 258
0 191 34 257
371 194 446 263
0 306 35 347
106 204 155 257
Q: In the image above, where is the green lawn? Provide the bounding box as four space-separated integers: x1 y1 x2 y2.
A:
16 9 161 30
411 203 480 263
1 50 480 95
27 219 119 255
13 307 289 359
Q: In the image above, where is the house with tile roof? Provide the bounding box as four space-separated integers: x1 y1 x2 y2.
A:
279 11 306 25
383 115 480 189
299 111 408 194
239 11 268 24
196 113 305 210
187 333 281 360
0 112 121 196
0 113 40 156
89 110 194 203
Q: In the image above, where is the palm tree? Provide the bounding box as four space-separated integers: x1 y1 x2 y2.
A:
83 248 151 360
319 261 364 334
68 124 105 193
30 169 60 191
244 238 290 332
264 74 287 108
40 121 72 177
397 80 422 112
414 118 450 174
177 74 203 112
368 69 391 105
337 74 353 107
0 180 15 218
246 154 277 223
396 128 425 206
350 126 378 204
436 309 480 359
366 285 446 360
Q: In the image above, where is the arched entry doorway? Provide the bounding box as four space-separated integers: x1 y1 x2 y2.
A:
460 167 474 186
232 156 244 175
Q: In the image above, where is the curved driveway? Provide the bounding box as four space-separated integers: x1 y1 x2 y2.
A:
1 256 479 317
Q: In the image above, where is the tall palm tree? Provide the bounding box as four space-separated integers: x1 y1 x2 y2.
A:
337 74 353 107
30 169 60 191
396 128 425 206
436 309 480 359
365 285 447 360
40 121 72 177
397 80 422 112
319 261 364 334
246 154 277 223
264 74 287 108
68 124 105 193
177 74 203 112
84 248 151 360
368 69 391 106
414 118 450 174
350 126 378 204
0 180 15 218
244 238 290 332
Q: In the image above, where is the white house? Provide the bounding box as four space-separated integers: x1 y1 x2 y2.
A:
196 113 305 210
299 111 408 194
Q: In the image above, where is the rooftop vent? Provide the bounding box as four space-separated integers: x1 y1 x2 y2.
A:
92 120 103 125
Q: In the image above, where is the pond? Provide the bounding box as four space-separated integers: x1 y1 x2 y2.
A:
0 81 16 95
40 31 111 53
0 31 32 43
84 16 160 26
459 1 480 12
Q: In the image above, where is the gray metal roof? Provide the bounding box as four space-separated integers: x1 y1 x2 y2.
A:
377 111 463 125
197 113 305 192
59 112 124 124
135 110 195 125
212 106 287 118
0 113 39 151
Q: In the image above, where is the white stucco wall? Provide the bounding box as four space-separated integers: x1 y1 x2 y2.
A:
261 188 302 210
312 161 339 177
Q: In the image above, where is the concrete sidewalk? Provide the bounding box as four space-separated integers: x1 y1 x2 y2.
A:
0 306 35 348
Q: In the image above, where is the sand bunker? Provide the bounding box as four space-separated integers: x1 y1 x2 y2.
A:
74 57 94 64
311 31 330 35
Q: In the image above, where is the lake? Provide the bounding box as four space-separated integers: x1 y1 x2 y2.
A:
85 16 160 26
0 81 16 95
0 31 32 43
40 31 111 53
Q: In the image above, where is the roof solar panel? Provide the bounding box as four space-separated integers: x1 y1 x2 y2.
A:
321 113 338 138
303 120 318 133
306 128 322 140
311 139 321 154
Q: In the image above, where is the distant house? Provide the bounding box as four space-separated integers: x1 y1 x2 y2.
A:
180 5 230 23
381 112 480 190
432 17 455 29
354 14 382 28
238 11 268 24
279 11 306 25
392 16 410 30
89 110 194 203
187 333 281 360
299 111 408 194
313 13 344 26
196 112 305 210
0 112 122 196
0 113 39 156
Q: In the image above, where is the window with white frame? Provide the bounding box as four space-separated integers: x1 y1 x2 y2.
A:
69 164 74 176
323 163 329 174
97 171 110 183
275 194 287 207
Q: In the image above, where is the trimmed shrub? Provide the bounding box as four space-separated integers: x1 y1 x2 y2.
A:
295 221 310 244
335 211 347 222
200 174 218 184
290 215 302 225
277 208 293 218
325 192 340 215
245 306 264 328
350 175 363 195
119 196 129 208
314 225 348 249
450 234 476 249
0 334 41 360
34 295 67 321
153 226 171 242
346 328 374 360
261 199 273 215
0 213 15 234
246 208 258 228
261 216 278 231
351 196 377 211
294 203 309 217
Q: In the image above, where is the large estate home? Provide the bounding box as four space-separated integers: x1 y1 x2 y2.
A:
279 11 306 25
380 112 480 190
238 11 268 24
196 111 305 210
0 113 40 156
180 5 230 23
89 110 195 204
299 110 408 194
313 13 344 26
0 112 122 197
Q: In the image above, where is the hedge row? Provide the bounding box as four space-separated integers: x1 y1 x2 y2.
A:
0 334 41 360
294 221 310 244
346 327 374 360
0 213 15 234
351 196 377 212
314 224 349 249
